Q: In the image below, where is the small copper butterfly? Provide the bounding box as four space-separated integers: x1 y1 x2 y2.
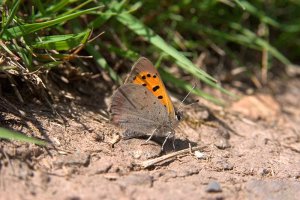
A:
110 57 182 146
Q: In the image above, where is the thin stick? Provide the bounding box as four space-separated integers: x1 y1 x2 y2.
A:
137 146 206 168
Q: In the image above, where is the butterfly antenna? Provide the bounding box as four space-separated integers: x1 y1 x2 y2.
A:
177 83 197 112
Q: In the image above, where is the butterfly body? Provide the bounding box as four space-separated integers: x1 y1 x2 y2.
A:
110 57 180 141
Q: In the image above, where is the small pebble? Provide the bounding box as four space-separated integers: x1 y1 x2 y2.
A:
194 151 206 159
258 168 269 176
206 181 222 193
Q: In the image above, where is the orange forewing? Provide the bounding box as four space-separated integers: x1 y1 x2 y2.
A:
125 58 175 116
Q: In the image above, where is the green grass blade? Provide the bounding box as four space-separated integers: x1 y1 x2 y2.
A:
63 0 95 16
32 0 71 19
0 127 48 146
32 0 46 16
0 0 21 37
44 0 72 14
30 29 91 50
9 42 32 70
89 0 125 28
233 0 245 10
239 0 280 28
1 6 102 40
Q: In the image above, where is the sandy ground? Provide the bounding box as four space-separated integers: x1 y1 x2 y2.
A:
0 78 299 200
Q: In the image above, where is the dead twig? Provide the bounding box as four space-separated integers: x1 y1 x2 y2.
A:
137 146 207 168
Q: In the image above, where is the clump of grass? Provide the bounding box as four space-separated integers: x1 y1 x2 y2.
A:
0 1 230 104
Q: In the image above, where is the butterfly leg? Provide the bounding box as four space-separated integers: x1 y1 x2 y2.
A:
172 135 176 150
145 128 157 143
161 131 173 150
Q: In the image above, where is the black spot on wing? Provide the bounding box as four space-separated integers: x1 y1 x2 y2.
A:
142 75 146 79
152 85 160 92
142 83 147 86
158 96 163 99
147 74 151 77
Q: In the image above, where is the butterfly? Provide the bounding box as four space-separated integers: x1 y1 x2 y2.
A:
110 57 182 147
